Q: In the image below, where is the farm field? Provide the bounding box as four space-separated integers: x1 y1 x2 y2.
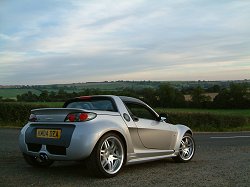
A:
0 81 161 99
0 89 41 99
23 102 64 108
157 108 250 118
2 80 247 99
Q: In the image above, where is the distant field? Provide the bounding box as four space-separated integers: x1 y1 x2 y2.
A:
0 89 41 99
24 102 64 108
0 82 158 99
0 88 75 99
156 108 250 118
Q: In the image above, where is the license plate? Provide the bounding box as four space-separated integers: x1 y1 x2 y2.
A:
36 129 61 139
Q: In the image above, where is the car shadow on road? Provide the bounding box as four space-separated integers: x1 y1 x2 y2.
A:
22 158 180 179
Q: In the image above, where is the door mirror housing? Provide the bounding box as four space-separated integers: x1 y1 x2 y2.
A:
158 113 168 122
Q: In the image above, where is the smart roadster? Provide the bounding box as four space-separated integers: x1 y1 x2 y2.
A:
19 95 195 177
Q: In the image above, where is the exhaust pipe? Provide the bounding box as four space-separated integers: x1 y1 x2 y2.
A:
39 153 49 161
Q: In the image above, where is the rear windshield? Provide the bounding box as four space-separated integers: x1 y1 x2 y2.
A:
65 97 117 112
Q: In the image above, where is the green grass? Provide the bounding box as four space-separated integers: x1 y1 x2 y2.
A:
156 108 250 132
156 108 250 118
0 89 41 99
23 102 64 108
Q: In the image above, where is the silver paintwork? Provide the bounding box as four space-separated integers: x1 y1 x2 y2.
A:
19 95 194 165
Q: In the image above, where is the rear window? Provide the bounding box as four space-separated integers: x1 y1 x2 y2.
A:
65 97 117 112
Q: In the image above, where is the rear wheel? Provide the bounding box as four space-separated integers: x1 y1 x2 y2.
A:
23 153 54 168
173 133 195 163
86 133 125 178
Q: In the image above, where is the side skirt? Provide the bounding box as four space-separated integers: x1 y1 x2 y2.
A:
126 149 176 165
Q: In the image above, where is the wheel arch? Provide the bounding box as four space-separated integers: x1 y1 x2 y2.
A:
185 129 193 136
173 124 193 153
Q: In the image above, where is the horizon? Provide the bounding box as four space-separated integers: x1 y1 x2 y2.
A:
0 79 249 87
1 0 250 85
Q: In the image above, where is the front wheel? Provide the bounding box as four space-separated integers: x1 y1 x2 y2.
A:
173 133 195 163
86 133 125 178
23 153 54 168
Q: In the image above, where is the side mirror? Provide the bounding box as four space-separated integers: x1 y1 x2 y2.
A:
158 113 168 122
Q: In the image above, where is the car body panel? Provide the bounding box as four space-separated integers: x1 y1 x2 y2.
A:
133 118 176 150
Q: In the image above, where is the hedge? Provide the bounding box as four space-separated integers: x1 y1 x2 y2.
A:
166 112 249 131
0 102 249 131
0 102 48 126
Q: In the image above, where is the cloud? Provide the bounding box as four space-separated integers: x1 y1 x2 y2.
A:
0 0 250 85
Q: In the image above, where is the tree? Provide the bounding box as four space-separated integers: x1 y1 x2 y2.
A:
39 90 49 102
17 91 38 102
191 86 211 108
139 88 157 107
157 84 185 108
213 89 231 108
213 83 250 109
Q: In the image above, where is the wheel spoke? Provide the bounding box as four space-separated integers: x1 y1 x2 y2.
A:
113 153 121 159
104 140 110 149
101 159 108 168
100 150 105 157
111 144 117 153
108 160 114 171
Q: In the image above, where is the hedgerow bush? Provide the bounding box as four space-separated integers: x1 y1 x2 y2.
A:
0 102 249 131
0 102 48 127
166 112 249 131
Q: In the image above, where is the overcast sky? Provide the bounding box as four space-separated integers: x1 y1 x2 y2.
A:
0 0 250 85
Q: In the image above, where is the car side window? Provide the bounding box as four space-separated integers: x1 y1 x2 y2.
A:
125 102 157 121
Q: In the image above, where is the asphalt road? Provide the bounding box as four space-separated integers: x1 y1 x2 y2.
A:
0 128 249 187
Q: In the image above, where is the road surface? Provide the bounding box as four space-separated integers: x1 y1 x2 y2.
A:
0 128 249 187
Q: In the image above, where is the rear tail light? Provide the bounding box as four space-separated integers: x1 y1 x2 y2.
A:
29 114 37 122
65 112 97 122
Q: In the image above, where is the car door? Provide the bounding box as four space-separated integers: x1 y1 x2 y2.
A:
125 102 177 150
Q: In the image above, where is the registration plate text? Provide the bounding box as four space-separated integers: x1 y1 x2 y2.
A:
36 129 61 139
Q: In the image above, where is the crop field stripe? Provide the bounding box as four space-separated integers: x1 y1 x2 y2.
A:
210 136 250 139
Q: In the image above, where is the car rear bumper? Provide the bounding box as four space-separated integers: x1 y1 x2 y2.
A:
19 122 99 161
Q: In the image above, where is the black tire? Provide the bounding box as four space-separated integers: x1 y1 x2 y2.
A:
172 133 195 163
86 133 125 178
23 153 54 168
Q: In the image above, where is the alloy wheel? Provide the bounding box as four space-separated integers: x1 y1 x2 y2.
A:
99 136 124 174
179 135 195 161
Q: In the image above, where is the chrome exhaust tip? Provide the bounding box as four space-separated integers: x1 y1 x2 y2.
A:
39 153 49 161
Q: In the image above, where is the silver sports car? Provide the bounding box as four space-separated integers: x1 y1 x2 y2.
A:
19 95 195 177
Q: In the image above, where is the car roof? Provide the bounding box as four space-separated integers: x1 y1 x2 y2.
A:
118 96 146 105
64 95 146 107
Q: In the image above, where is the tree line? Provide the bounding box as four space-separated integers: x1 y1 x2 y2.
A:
5 83 249 109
